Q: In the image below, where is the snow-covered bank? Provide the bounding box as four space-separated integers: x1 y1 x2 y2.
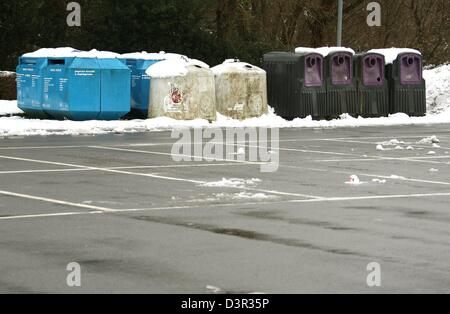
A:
0 64 448 137
424 64 450 114
0 100 23 115
1 109 450 137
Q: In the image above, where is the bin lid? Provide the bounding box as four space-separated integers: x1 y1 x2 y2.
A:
212 59 265 75
145 56 210 78
295 46 355 57
368 48 421 64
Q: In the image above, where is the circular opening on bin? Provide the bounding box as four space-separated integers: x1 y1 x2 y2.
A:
307 58 316 67
370 58 376 66
377 77 381 82
337 56 345 65
407 57 414 66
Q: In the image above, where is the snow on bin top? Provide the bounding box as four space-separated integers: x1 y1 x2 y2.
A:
145 55 210 78
0 71 15 77
211 59 265 75
295 46 355 56
368 48 421 64
23 47 80 58
22 47 121 59
121 51 188 61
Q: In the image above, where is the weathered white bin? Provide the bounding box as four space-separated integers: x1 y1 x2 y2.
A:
212 59 268 120
146 56 216 121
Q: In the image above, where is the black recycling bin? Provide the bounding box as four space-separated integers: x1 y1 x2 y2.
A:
386 52 426 116
354 53 389 117
263 52 326 119
324 51 358 117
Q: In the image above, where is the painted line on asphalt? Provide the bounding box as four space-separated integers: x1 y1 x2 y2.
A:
0 154 321 199
2 191 450 221
0 163 250 175
0 190 118 212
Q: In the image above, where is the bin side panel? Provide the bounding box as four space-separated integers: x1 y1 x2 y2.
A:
67 58 101 121
98 59 131 120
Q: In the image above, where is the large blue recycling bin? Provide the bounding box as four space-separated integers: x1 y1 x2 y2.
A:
42 56 131 121
124 58 162 118
17 49 131 121
16 56 50 118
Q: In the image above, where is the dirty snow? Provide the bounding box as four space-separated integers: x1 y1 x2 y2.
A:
368 48 422 64
418 135 440 144
201 178 262 189
214 192 276 200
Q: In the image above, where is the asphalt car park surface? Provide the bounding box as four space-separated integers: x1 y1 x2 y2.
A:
0 124 450 293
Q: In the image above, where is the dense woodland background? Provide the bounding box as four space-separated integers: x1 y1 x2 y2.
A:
0 0 449 71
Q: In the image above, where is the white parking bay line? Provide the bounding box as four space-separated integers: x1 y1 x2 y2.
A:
0 190 117 212
0 154 321 199
2 191 450 221
0 163 250 175
288 191 450 203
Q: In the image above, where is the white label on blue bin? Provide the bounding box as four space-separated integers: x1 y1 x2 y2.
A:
75 70 96 77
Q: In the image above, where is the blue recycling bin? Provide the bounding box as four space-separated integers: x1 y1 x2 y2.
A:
124 58 162 118
42 56 131 121
16 56 50 118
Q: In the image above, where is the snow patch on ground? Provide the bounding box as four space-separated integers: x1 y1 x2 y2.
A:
201 178 262 188
0 100 23 115
215 192 276 200
417 135 440 144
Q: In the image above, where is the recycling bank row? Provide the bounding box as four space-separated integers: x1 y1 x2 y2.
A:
16 47 426 121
